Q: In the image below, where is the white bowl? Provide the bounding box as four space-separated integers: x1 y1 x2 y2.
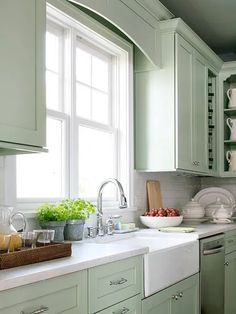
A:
140 215 183 229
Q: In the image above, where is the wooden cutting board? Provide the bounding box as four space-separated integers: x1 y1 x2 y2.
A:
146 180 163 210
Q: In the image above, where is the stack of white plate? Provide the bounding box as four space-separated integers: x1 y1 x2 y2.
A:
193 187 236 219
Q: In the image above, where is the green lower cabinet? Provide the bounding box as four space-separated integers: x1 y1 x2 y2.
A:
142 274 199 314
0 271 87 314
97 294 141 314
225 251 236 314
89 256 143 314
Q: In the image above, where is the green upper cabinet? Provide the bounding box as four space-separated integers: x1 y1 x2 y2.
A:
135 18 222 175
176 35 208 173
0 0 46 154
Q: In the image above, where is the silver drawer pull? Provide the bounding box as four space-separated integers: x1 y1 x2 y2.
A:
203 246 224 255
110 278 128 286
21 306 49 314
112 307 130 314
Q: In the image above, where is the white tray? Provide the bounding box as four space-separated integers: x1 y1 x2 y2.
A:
193 187 235 208
114 228 139 234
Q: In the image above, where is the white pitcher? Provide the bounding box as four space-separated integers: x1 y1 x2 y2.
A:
226 150 236 171
226 118 236 140
227 88 236 108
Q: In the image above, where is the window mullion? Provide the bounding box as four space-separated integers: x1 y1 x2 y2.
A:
69 28 79 199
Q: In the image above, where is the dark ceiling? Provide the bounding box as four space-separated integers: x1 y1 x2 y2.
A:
159 0 236 61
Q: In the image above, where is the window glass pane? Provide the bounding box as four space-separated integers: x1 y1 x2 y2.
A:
17 118 65 198
92 56 109 92
76 83 91 119
76 47 91 85
78 126 115 198
46 31 59 72
92 90 109 124
46 70 60 110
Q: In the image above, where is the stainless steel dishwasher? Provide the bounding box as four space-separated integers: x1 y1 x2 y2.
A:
200 234 225 314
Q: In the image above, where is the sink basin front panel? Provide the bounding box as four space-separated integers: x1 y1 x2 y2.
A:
144 240 199 297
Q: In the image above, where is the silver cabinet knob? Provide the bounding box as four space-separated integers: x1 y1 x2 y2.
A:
225 261 229 266
178 292 183 298
172 295 179 300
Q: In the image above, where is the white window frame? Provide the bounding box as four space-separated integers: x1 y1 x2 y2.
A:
4 0 134 213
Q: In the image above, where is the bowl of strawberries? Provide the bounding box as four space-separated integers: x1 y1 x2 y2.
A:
140 208 183 228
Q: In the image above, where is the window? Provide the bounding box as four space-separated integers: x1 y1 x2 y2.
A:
14 2 133 210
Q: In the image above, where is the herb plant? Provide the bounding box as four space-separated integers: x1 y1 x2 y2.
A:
36 199 95 221
37 203 68 221
61 198 95 220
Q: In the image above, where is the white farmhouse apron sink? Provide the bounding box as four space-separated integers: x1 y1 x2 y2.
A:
84 229 199 297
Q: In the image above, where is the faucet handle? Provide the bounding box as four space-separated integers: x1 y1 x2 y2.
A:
106 217 115 235
87 226 98 238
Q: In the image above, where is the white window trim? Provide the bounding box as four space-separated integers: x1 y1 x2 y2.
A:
5 0 134 213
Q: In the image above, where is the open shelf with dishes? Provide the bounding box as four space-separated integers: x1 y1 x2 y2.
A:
223 73 236 173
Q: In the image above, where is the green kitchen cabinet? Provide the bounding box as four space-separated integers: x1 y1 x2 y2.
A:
88 255 143 314
135 18 222 174
176 34 208 173
225 251 236 314
225 230 236 314
142 274 199 314
0 270 87 314
0 0 46 154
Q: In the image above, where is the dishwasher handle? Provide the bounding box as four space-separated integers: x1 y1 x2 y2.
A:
203 245 224 255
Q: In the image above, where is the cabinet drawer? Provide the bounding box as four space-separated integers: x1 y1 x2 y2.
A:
89 256 143 313
225 231 236 254
97 294 141 314
0 271 87 314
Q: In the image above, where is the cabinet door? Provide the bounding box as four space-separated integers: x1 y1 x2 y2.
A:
142 274 199 314
192 51 208 173
0 0 46 148
225 251 236 314
175 34 194 171
142 287 171 314
171 274 199 314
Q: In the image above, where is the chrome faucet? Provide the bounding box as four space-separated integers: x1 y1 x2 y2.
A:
97 178 127 236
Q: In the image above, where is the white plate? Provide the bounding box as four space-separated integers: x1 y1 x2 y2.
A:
193 187 235 208
183 218 209 224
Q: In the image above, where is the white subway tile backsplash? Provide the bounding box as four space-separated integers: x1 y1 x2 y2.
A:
133 171 201 211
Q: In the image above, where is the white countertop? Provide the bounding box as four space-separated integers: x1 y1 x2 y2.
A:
0 241 148 292
0 223 236 292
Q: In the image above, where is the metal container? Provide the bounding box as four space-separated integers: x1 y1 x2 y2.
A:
64 219 85 241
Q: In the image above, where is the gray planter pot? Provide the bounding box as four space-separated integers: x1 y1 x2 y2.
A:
64 219 85 241
39 220 66 242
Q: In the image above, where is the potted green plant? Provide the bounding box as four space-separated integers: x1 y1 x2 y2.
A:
37 203 68 242
62 198 95 241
